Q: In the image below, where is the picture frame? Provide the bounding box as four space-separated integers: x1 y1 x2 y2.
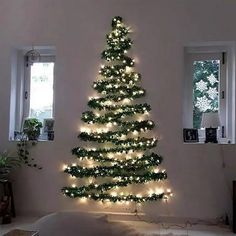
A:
183 128 199 143
205 127 218 143
43 118 54 141
43 118 54 133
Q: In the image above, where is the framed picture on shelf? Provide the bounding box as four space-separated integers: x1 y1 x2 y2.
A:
43 118 54 141
43 118 54 133
183 128 199 143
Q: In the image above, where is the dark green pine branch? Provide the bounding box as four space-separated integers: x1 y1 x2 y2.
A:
71 152 162 165
81 104 151 123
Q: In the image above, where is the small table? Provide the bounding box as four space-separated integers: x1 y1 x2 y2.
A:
3 229 39 236
0 180 16 217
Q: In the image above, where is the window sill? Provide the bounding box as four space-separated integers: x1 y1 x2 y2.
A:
9 133 54 142
183 139 233 145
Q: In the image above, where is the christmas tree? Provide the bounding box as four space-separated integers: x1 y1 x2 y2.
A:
62 16 172 203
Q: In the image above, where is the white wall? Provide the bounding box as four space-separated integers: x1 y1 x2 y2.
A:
0 0 236 220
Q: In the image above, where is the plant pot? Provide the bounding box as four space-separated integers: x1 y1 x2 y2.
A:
27 134 39 141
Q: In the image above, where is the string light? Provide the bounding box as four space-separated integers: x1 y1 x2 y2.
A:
62 16 172 203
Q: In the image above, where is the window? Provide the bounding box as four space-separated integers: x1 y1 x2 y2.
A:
183 44 235 144
9 47 56 141
25 57 55 123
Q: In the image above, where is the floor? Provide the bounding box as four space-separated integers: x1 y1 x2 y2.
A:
123 220 235 236
0 216 235 236
0 216 40 235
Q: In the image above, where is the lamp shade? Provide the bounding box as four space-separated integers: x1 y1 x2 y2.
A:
201 112 220 128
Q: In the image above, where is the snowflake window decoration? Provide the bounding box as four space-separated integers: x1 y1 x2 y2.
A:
195 96 211 112
196 80 208 92
207 87 218 99
207 74 218 85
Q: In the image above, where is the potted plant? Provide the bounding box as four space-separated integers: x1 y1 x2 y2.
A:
23 118 43 141
0 152 21 181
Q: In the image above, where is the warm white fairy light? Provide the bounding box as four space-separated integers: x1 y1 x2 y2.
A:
111 192 117 197
122 98 131 104
62 16 172 204
106 122 113 128
125 66 133 73
62 164 68 170
148 189 154 196
79 197 87 203
155 188 164 194
133 130 138 135
137 152 143 158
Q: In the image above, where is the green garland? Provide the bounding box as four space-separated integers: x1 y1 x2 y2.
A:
79 120 155 142
70 152 162 165
87 102 151 111
94 72 141 87
88 88 145 104
62 190 165 203
71 138 157 157
62 16 171 203
64 165 165 178
93 84 141 95
81 104 151 124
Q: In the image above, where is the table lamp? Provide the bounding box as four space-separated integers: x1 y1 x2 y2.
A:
201 112 220 143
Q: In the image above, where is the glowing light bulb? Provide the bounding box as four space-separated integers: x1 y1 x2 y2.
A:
79 197 87 203
133 130 138 135
122 98 131 104
62 164 68 170
156 188 164 194
148 189 154 196
106 122 113 128
111 192 117 197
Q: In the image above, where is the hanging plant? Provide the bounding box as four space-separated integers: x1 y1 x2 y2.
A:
16 118 43 169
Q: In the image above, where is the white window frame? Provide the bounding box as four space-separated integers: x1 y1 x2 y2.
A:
183 44 235 144
9 47 56 141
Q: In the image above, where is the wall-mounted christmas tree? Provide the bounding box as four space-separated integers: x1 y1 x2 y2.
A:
62 16 172 203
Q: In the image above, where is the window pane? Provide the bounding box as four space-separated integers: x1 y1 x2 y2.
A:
193 60 220 129
29 62 54 123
